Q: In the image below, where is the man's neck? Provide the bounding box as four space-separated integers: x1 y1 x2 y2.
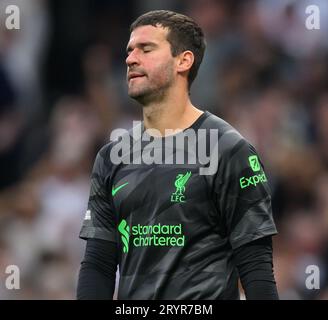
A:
142 88 204 137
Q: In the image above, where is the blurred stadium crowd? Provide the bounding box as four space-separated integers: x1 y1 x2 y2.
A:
1 0 328 299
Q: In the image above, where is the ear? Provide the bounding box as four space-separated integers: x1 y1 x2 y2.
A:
176 51 194 74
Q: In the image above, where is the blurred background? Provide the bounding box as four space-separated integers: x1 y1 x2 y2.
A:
0 0 328 299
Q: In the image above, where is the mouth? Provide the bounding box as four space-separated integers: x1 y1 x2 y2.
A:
128 73 146 81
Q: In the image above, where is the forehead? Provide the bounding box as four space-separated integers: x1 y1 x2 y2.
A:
127 25 169 47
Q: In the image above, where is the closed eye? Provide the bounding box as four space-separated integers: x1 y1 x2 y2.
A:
142 46 153 53
126 42 157 56
126 48 151 56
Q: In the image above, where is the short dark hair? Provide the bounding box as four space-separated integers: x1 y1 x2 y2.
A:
130 10 206 89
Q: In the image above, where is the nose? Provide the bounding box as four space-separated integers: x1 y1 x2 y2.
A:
126 49 139 67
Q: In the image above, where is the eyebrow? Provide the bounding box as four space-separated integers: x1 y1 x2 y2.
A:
126 42 157 54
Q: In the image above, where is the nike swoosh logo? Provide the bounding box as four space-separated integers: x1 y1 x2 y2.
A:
112 182 129 196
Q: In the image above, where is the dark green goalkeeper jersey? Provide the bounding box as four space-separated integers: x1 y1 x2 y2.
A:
79 111 278 299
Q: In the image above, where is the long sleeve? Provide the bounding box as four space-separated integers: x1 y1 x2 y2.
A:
233 236 279 300
77 238 118 300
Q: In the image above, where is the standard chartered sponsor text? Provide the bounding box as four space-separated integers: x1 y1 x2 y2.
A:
132 223 185 247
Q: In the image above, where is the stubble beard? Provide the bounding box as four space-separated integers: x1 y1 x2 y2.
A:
128 62 175 107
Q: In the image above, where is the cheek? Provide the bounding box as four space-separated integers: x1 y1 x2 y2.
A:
150 59 175 82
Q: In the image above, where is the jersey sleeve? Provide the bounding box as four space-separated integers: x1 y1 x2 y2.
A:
79 146 117 243
213 137 278 250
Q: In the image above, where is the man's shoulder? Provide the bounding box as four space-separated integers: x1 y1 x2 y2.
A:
98 121 142 153
201 111 251 154
96 141 114 161
95 122 143 167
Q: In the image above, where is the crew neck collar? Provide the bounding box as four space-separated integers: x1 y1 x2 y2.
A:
141 110 211 139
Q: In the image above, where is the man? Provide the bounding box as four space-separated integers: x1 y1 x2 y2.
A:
77 10 279 300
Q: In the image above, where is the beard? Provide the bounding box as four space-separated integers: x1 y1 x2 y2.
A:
127 61 175 106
